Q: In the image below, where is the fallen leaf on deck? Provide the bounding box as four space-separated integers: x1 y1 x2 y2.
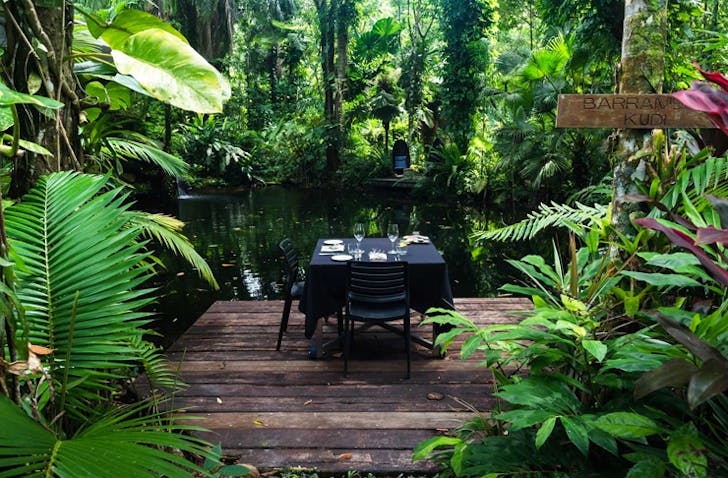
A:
216 397 223 404
337 453 353 461
427 392 445 400
303 399 313 405
253 419 267 427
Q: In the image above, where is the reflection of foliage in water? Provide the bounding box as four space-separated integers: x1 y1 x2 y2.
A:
152 187 542 343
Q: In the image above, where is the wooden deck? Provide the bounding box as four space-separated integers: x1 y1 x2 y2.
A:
166 298 530 475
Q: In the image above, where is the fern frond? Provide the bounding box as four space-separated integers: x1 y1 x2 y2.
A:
475 202 609 242
103 136 189 177
126 211 219 290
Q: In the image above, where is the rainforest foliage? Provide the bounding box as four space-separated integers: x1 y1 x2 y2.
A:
2 0 728 477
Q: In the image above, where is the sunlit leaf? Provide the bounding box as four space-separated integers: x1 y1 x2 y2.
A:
535 416 557 448
582 339 607 362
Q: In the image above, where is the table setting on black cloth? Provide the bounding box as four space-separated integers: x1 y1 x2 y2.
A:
298 236 454 355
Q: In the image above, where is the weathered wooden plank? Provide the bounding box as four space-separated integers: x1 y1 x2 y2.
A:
188 411 478 429
227 448 439 474
177 370 491 386
177 358 485 373
172 382 494 400
205 428 437 449
175 395 494 413
165 298 528 473
556 93 713 129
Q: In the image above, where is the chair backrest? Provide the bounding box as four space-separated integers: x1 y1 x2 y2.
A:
278 238 299 286
347 261 409 307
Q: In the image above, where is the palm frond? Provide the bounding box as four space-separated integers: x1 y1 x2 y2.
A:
125 212 219 290
0 395 208 478
663 155 728 211
5 172 159 415
475 202 609 242
131 335 185 391
103 136 189 177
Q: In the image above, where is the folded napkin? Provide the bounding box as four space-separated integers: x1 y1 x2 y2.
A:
402 234 430 244
321 244 345 253
369 251 388 261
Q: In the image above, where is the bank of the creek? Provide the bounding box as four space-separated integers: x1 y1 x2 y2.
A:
149 186 543 344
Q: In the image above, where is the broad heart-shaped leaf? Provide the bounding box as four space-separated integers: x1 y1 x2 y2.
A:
5 172 157 418
634 358 698 399
111 28 230 113
84 8 187 44
0 81 63 109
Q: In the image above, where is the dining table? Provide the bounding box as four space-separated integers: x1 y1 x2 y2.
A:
298 237 455 355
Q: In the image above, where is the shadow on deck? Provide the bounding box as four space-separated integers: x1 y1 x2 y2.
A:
165 297 530 475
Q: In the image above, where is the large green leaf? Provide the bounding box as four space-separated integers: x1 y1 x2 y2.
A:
82 9 229 113
5 172 157 414
621 271 702 287
594 412 661 439
0 82 63 109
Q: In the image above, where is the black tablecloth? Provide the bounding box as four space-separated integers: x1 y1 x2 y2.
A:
299 238 454 339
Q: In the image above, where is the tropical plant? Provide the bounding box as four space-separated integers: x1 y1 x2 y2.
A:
177 114 260 185
0 171 220 476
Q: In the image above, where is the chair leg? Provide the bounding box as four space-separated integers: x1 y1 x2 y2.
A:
343 315 351 376
404 315 411 379
276 295 293 351
336 308 344 336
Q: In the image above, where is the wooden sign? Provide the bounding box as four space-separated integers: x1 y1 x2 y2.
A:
556 94 714 129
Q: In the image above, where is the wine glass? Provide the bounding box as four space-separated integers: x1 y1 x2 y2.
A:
353 223 365 252
387 223 399 254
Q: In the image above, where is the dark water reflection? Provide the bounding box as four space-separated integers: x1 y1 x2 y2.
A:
152 186 539 343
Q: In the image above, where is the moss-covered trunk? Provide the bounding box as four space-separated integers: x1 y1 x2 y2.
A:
4 0 82 197
611 0 667 235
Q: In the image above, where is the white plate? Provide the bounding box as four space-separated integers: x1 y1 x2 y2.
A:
330 254 353 261
323 239 344 245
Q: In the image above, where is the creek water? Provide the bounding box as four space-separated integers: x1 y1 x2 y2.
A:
151 186 539 343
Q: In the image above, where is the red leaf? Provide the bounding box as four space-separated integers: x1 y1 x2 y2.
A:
695 62 728 92
696 226 728 246
634 217 728 286
672 84 728 135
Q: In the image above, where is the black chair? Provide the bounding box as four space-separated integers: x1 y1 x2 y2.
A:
344 261 411 378
276 238 305 351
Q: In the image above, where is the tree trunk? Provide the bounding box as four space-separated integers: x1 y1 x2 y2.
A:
611 0 667 236
4 0 82 197
315 0 339 173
